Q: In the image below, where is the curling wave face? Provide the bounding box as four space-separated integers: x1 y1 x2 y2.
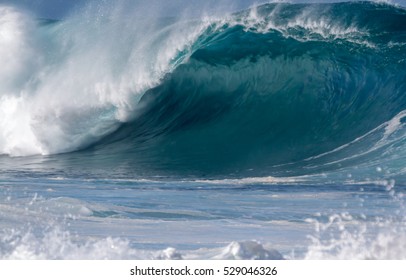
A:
1 2 406 179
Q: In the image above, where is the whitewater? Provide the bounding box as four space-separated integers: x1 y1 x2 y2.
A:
1 1 406 259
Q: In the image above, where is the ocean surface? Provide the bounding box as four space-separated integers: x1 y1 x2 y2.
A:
1 1 406 259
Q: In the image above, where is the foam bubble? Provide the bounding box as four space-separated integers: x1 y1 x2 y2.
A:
304 213 406 259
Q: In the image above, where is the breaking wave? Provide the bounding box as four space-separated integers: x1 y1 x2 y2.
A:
1 1 406 179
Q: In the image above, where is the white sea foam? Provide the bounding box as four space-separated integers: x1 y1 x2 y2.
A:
0 225 285 260
0 227 138 260
1 221 404 260
6 185 406 260
0 7 43 156
0 4 212 156
214 241 284 260
382 110 406 139
229 3 370 44
304 213 406 260
193 175 304 185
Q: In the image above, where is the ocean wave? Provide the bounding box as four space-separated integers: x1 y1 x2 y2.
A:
1 2 406 178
